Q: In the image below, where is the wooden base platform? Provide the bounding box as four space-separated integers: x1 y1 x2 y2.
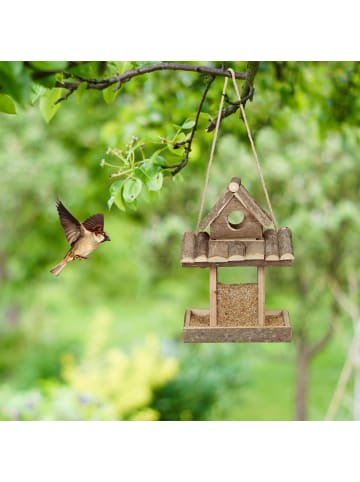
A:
183 309 292 343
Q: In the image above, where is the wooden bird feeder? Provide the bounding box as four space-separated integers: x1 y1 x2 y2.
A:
181 177 294 343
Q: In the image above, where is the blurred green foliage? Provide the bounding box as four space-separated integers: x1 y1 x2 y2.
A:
0 61 359 420
0 320 177 421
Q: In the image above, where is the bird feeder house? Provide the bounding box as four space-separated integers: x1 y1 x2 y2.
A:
181 177 294 343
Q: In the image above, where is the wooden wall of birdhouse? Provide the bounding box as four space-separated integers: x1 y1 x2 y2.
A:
198 177 273 241
209 196 263 240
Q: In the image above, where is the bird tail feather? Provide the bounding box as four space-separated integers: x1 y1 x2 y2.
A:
50 261 67 276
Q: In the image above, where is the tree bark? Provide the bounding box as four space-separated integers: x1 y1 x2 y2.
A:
296 336 309 420
295 321 334 420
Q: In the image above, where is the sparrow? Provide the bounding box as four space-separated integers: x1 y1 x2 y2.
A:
50 200 110 276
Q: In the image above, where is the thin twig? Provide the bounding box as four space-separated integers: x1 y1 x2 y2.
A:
325 340 356 421
332 279 359 321
325 279 360 420
161 76 215 175
54 85 77 104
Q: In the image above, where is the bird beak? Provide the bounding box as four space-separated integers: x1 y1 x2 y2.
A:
104 233 111 241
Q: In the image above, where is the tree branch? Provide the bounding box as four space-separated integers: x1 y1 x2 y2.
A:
306 282 338 359
307 322 334 358
206 61 260 132
241 61 260 99
55 63 247 99
161 76 215 175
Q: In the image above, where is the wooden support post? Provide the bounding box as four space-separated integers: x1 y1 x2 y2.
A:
209 266 217 327
257 266 265 326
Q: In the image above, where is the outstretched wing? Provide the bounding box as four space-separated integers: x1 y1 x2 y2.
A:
83 213 104 233
56 200 82 246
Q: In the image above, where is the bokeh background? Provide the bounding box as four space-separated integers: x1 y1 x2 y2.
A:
0 61 359 420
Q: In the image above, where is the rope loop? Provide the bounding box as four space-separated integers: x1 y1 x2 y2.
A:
228 68 278 231
196 68 278 233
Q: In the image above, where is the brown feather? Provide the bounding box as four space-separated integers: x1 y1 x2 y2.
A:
83 213 104 233
56 201 82 246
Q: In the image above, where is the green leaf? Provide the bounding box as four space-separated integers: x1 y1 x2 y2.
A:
127 199 138 211
182 112 211 130
29 61 69 72
107 195 115 210
106 61 133 75
140 158 160 178
154 154 166 166
39 88 64 123
182 120 195 129
0 61 32 105
107 180 126 211
103 84 119 105
108 179 125 209
114 189 126 211
67 62 105 78
0 61 23 77
33 74 58 89
147 172 163 191
76 82 88 104
30 84 46 105
141 162 157 178
110 179 125 195
167 132 187 157
0 94 16 114
123 178 142 203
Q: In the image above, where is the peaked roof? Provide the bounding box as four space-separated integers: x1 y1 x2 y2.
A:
199 177 273 230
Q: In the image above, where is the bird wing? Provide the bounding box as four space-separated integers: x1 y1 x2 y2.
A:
56 201 82 246
83 213 104 233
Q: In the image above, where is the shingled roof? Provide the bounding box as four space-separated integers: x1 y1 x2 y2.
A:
181 227 294 267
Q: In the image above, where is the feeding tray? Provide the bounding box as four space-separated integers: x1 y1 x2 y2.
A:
181 177 294 343
184 309 291 343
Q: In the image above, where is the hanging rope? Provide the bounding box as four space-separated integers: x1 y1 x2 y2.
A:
228 68 279 231
196 68 279 233
195 75 229 233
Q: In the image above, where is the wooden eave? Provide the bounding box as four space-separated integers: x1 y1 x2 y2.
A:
181 227 294 267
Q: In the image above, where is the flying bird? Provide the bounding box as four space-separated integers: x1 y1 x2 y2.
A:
50 200 110 276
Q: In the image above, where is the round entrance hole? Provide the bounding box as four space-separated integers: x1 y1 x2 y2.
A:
227 210 245 229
